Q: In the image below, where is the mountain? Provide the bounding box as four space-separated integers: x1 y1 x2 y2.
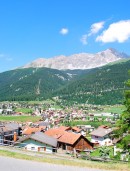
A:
22 48 128 70
0 67 88 101
0 59 130 104
107 48 129 58
52 59 130 105
0 68 68 101
0 48 130 104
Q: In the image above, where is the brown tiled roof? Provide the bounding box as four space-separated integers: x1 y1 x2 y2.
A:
59 131 81 145
45 129 65 137
45 128 81 145
58 126 71 131
22 126 46 135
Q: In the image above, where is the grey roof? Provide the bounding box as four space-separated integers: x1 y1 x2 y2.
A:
0 126 8 134
112 137 122 144
17 132 57 147
5 123 20 130
0 122 20 134
90 127 113 137
16 135 31 143
34 121 50 126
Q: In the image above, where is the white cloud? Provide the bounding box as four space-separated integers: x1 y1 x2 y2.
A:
60 28 69 35
96 20 130 43
89 21 105 35
80 21 104 45
80 34 88 45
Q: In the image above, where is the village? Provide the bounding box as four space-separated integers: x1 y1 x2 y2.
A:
0 101 129 162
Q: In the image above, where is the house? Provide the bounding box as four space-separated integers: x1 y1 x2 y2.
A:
45 128 93 152
4 122 22 135
71 126 83 134
0 122 22 145
58 126 71 131
56 126 85 135
22 126 47 135
15 132 57 153
77 125 95 134
33 121 50 130
90 125 113 146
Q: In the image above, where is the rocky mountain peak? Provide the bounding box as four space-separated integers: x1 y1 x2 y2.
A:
22 48 129 70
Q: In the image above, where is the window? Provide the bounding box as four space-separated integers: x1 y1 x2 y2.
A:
31 147 35 150
95 141 98 143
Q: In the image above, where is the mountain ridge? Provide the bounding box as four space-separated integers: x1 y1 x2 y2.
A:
0 48 130 105
22 48 129 70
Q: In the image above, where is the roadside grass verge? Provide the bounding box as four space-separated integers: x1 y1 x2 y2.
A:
0 149 130 171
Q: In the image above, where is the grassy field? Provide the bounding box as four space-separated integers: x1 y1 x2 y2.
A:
102 105 126 114
27 99 54 104
81 105 125 114
0 115 41 122
0 149 129 171
65 120 112 128
15 108 33 114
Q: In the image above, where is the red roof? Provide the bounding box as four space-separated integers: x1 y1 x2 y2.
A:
72 126 82 132
45 128 81 145
58 126 71 131
22 126 46 135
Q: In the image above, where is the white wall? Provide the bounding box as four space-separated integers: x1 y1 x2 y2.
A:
91 135 112 146
22 140 53 153
25 144 53 153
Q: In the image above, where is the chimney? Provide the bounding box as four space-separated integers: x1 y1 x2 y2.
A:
14 132 17 142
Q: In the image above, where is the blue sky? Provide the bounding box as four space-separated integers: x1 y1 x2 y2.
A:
0 0 130 72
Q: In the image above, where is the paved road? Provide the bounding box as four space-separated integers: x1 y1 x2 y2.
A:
0 156 106 171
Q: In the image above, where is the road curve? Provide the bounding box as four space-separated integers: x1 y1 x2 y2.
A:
0 156 106 171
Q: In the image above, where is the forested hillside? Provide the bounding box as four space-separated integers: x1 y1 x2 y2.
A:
52 60 130 105
0 68 69 101
0 59 130 105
